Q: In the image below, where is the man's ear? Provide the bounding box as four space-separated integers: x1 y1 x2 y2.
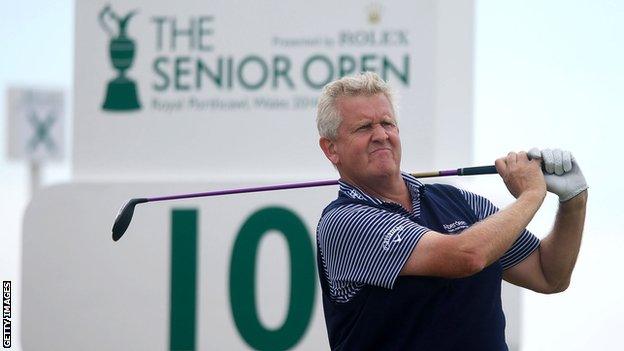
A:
319 137 339 165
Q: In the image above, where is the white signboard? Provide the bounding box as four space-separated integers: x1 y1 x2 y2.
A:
6 87 65 161
22 182 335 350
73 0 474 180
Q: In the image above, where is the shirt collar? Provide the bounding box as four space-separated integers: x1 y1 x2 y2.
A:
338 172 423 205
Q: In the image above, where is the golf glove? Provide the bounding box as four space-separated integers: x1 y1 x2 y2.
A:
528 148 588 202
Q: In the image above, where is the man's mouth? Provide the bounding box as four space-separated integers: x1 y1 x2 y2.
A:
370 148 392 155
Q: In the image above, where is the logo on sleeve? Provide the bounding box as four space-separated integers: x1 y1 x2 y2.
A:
442 220 469 233
382 224 405 251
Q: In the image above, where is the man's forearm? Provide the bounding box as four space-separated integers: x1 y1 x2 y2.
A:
538 190 588 290
458 191 545 269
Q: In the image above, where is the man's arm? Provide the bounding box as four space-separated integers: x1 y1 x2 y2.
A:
503 190 587 293
503 148 588 293
400 191 544 278
400 151 546 278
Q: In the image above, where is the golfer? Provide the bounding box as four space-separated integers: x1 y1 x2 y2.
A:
315 72 588 350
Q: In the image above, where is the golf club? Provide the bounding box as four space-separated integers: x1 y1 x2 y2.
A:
112 165 497 241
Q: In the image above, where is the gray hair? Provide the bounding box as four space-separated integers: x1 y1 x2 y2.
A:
316 72 397 140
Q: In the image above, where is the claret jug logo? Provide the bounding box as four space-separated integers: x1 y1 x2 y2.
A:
99 5 142 111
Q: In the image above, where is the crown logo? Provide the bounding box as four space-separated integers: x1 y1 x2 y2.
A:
367 4 382 24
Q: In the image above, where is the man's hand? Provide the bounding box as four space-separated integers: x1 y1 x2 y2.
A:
528 148 588 202
495 151 546 200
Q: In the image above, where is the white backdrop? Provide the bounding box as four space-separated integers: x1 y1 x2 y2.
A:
72 0 473 180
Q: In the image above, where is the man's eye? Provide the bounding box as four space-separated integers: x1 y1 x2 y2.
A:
356 125 371 131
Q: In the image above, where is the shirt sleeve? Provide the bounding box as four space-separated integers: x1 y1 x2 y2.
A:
317 203 430 290
459 189 541 270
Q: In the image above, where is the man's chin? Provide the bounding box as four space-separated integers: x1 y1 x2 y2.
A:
340 163 401 183
369 164 400 178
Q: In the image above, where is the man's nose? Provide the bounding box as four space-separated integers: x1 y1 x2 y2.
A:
371 124 389 141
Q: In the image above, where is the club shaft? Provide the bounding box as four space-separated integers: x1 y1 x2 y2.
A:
148 179 339 202
146 165 497 203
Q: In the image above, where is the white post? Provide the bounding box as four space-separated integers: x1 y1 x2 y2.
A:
30 161 41 195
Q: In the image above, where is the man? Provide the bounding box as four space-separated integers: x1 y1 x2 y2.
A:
315 72 587 350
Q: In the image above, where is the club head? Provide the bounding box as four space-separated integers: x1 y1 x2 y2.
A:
112 198 148 241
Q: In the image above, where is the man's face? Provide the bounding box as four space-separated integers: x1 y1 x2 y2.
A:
321 93 402 182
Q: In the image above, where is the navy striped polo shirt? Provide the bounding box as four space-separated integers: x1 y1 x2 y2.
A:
316 172 540 350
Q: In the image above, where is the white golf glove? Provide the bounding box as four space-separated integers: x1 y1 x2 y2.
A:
528 148 588 202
